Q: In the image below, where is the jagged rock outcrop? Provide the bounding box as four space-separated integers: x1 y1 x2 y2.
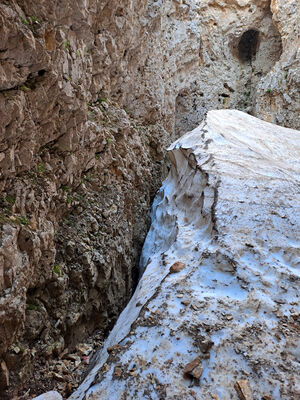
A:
255 0 300 129
71 110 300 400
0 98 166 396
0 0 166 396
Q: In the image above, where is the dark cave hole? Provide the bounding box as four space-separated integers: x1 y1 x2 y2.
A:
38 69 46 76
238 29 259 62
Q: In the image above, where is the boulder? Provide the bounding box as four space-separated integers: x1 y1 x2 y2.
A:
33 391 62 400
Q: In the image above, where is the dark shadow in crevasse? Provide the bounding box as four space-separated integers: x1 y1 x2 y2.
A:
238 29 260 62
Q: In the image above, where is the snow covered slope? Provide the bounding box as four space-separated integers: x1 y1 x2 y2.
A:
71 110 300 400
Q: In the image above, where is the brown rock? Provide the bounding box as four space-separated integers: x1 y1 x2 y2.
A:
234 380 253 400
113 367 122 378
170 262 186 273
52 372 65 382
0 360 9 389
183 356 203 380
66 383 73 397
107 344 123 354
199 339 214 353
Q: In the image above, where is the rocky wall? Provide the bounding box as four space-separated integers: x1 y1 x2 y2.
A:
0 2 166 396
0 0 299 397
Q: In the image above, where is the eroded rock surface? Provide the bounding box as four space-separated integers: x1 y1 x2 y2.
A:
71 110 300 400
0 0 299 396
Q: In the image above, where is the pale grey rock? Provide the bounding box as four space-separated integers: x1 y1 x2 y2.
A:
71 110 300 400
33 391 63 400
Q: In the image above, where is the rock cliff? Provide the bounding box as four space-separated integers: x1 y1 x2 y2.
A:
71 110 300 400
0 0 299 397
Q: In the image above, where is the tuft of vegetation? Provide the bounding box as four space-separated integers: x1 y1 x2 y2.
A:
2 196 16 206
266 88 271 93
37 163 46 173
29 16 40 23
20 84 30 92
61 185 70 192
27 303 41 311
19 216 28 226
88 111 95 120
53 264 62 276
84 173 93 182
22 16 40 25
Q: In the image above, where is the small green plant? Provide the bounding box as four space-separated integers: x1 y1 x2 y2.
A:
22 16 40 25
66 196 72 204
76 50 81 56
284 72 288 79
266 88 271 93
37 163 46 173
64 41 70 50
53 264 62 276
3 196 16 205
222 98 226 105
19 216 28 226
21 84 30 92
2 90 12 100
88 111 95 120
98 97 107 103
61 185 69 192
106 137 112 144
84 173 93 182
27 303 41 311
29 16 40 24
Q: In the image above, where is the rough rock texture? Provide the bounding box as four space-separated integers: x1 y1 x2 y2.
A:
0 1 167 396
255 0 300 128
71 110 300 400
139 0 284 135
0 0 299 396
0 98 166 397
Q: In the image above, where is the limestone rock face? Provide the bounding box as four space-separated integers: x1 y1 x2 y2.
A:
71 110 300 400
255 0 300 129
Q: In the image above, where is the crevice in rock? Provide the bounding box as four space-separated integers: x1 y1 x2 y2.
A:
237 29 260 63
